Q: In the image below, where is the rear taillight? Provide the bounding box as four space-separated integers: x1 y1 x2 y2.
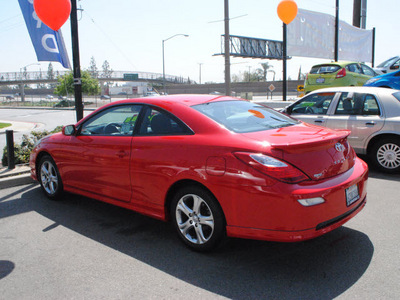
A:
234 152 310 184
336 68 346 78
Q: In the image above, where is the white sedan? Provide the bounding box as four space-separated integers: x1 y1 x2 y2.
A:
282 86 400 173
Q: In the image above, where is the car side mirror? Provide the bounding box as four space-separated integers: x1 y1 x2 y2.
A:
63 125 76 136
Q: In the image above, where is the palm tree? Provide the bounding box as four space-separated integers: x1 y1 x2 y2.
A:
259 62 273 81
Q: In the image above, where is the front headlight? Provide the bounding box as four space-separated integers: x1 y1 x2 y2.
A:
365 78 380 85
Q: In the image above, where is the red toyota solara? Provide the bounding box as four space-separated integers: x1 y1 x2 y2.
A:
30 95 368 251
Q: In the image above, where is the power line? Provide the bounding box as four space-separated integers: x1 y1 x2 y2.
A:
82 10 138 70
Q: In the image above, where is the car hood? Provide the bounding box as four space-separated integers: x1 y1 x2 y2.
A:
240 123 356 181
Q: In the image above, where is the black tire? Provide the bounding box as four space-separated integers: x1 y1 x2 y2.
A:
38 155 64 200
369 138 400 173
170 185 226 252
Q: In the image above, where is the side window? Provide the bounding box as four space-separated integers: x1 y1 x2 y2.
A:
335 93 379 116
363 95 381 115
335 93 358 115
138 107 191 136
361 64 375 76
346 64 361 73
80 105 142 136
392 59 400 70
290 92 335 115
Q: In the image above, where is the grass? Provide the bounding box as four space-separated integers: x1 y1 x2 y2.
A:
0 122 12 129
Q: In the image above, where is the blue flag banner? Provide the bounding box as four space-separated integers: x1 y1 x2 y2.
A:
18 0 71 69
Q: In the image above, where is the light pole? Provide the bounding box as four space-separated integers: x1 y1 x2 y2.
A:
162 34 189 94
20 63 40 102
198 63 203 84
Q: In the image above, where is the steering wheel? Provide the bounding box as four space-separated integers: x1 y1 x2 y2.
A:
104 123 121 134
305 106 315 114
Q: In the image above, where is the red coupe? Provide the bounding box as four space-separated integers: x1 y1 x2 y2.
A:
30 95 368 251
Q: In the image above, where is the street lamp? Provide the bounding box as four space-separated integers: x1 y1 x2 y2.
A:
20 63 40 102
162 34 189 94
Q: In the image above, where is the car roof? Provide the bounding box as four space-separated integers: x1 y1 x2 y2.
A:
307 86 400 95
311 61 360 68
108 94 239 108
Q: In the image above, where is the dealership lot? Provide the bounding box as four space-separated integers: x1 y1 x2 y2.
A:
0 166 399 299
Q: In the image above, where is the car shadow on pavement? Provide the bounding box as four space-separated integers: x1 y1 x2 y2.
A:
1 186 374 299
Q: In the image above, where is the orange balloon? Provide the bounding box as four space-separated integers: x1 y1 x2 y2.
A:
277 0 298 25
34 0 71 31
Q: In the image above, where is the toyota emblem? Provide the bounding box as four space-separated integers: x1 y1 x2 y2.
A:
335 143 345 152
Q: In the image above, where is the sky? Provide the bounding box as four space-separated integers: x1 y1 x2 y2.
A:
1 0 399 84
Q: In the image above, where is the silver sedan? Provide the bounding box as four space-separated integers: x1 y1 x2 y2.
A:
282 86 400 173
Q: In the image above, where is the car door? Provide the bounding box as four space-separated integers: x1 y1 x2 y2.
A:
129 106 194 207
286 91 337 127
325 92 384 153
61 104 143 202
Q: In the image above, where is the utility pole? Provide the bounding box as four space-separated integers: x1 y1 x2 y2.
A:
283 23 287 101
224 0 231 96
334 0 339 62
70 0 83 121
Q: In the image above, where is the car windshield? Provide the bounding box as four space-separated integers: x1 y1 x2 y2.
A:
377 57 399 68
193 100 298 133
310 65 341 74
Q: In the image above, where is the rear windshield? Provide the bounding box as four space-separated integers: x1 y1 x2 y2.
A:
392 92 400 102
193 100 298 133
310 65 341 74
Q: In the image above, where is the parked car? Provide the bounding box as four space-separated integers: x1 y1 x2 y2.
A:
53 99 75 107
304 62 379 94
100 95 111 100
374 56 400 74
143 91 160 97
30 95 368 251
364 70 400 89
5 95 14 100
282 86 400 173
45 95 54 99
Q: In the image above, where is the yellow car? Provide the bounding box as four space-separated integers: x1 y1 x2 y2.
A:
304 62 379 94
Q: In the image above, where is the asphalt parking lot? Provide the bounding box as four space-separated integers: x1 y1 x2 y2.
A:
1 163 399 300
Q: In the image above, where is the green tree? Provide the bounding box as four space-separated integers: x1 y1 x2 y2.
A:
54 71 101 96
88 56 99 78
101 60 113 93
47 63 56 88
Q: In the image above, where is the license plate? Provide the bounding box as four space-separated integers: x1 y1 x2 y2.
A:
316 78 325 83
346 184 360 206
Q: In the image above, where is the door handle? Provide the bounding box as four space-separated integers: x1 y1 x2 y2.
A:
314 119 325 123
116 150 128 158
365 121 375 126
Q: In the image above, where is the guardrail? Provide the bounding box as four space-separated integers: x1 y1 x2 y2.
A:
0 70 189 84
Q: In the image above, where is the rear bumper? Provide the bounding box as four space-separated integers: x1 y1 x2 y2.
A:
226 196 366 242
222 157 368 242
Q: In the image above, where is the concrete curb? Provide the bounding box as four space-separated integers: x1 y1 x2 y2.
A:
0 173 37 189
0 165 37 189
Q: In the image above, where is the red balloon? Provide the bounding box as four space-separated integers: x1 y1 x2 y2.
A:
34 0 71 31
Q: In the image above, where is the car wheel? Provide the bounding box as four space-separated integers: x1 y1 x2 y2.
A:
370 138 400 173
38 155 64 200
171 186 226 252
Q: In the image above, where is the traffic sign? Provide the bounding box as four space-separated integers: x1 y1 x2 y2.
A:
123 73 139 80
268 84 275 92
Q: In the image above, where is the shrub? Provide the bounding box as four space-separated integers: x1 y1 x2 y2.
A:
2 126 63 166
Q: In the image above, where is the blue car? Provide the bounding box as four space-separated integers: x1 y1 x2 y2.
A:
364 70 400 89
